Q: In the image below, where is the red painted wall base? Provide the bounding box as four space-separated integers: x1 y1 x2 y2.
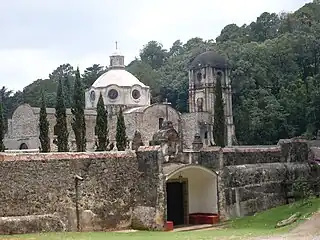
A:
189 213 220 225
165 221 174 231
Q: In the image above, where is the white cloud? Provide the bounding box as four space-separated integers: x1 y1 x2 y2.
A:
0 0 312 91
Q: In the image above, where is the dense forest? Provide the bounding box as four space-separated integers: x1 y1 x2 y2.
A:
1 0 320 145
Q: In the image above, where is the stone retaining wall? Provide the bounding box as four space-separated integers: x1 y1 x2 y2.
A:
0 148 165 234
199 139 320 218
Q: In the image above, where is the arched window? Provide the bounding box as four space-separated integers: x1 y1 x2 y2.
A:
204 131 208 139
216 71 225 86
19 143 28 150
197 72 202 82
197 98 204 112
159 118 164 129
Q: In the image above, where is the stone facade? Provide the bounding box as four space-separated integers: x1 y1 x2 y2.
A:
0 147 166 234
0 139 319 234
4 103 185 151
4 104 97 151
4 50 236 151
199 139 320 218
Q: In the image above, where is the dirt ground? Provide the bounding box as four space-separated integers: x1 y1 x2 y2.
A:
252 212 320 240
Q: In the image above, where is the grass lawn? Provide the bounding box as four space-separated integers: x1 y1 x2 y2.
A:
1 197 319 240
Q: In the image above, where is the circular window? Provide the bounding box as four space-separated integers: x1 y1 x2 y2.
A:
108 89 118 100
90 90 96 102
132 89 141 100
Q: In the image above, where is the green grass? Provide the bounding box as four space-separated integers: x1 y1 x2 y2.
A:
1 197 319 240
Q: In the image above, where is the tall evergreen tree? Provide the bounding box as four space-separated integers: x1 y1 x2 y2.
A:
0 102 5 152
71 67 86 152
39 90 50 152
213 73 226 147
116 107 127 151
63 75 72 108
54 78 69 152
95 93 108 151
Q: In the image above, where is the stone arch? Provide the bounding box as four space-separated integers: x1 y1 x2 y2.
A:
11 104 38 138
141 104 181 145
19 143 28 150
164 164 219 226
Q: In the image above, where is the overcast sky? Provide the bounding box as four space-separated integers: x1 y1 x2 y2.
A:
0 0 312 91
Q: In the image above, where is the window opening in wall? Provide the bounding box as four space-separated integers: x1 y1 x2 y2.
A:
216 71 225 86
197 98 204 112
159 118 164 129
19 143 28 150
197 72 202 82
204 131 208 139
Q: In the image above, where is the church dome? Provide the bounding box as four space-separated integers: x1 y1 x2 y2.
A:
91 69 147 88
190 51 228 70
91 46 148 89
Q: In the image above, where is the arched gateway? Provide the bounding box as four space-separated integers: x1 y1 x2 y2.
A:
164 164 219 226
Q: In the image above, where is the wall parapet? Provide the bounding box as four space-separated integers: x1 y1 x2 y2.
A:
0 151 136 162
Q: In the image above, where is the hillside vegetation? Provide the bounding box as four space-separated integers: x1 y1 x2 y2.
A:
1 0 320 145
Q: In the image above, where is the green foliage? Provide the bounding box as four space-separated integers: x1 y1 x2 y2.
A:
230 197 320 230
71 67 86 152
126 60 161 103
213 75 225 147
54 78 69 152
140 41 168 69
116 107 127 151
82 64 107 89
95 93 108 151
0 102 5 151
39 91 50 152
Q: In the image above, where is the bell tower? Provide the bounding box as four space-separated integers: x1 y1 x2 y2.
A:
188 51 235 146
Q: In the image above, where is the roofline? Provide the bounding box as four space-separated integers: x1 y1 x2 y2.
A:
165 164 218 181
142 103 182 119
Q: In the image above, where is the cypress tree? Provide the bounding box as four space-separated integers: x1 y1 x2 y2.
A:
39 90 50 152
71 67 86 152
54 78 69 152
213 73 226 147
0 102 5 152
63 75 72 108
116 107 127 151
95 93 108 151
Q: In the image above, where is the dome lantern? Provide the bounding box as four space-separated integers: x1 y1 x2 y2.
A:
109 41 125 69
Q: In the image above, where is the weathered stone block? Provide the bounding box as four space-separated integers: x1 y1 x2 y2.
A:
0 214 65 235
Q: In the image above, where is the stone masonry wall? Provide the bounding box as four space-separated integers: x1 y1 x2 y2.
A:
132 146 166 230
199 139 319 219
0 148 165 234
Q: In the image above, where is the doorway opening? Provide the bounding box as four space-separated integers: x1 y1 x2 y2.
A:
165 165 219 229
166 180 188 226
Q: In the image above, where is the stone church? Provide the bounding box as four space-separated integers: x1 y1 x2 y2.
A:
4 49 236 152
1 48 319 234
